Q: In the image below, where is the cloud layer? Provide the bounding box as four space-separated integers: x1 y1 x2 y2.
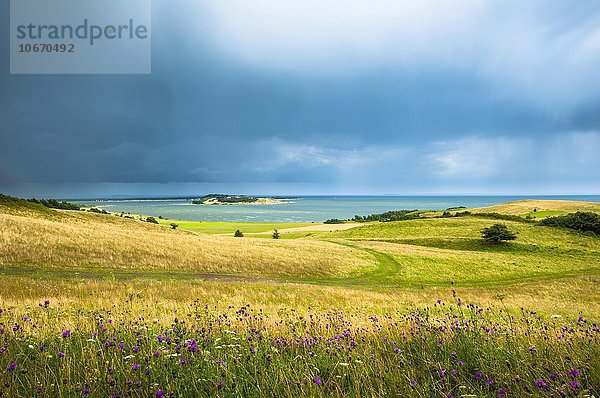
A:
1 0 599 196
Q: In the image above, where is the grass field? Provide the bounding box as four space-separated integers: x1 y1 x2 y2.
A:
156 219 316 235
471 199 600 216
0 195 599 396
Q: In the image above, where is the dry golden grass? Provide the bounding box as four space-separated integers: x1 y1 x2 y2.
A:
0 210 375 278
471 199 600 215
0 274 597 326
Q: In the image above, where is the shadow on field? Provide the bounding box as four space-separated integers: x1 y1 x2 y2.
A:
375 238 551 254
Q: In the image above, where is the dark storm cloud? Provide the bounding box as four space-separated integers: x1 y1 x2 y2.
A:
1 0 599 195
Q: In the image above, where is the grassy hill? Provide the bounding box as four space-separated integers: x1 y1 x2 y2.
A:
1 196 599 397
471 199 600 218
1 196 598 312
0 198 374 279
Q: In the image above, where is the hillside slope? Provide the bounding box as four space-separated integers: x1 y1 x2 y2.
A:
471 199 600 216
0 198 374 279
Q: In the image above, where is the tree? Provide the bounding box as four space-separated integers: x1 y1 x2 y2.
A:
146 216 159 224
272 229 280 239
234 230 244 237
170 223 179 230
481 223 517 243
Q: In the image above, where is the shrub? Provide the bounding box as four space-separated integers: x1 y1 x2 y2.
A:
234 230 244 237
88 207 108 214
481 223 517 243
324 218 344 224
540 212 600 235
353 210 421 222
28 198 81 210
170 223 179 230
146 216 159 224
272 229 280 239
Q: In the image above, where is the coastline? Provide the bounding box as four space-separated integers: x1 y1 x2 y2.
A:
199 197 286 205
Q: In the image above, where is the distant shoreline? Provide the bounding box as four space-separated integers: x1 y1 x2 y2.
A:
198 197 287 206
66 194 598 202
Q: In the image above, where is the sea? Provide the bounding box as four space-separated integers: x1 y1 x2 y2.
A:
72 195 600 223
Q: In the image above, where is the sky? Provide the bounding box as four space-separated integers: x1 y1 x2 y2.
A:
1 0 600 198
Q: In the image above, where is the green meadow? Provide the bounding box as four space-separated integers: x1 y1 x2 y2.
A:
0 195 599 397
157 219 315 234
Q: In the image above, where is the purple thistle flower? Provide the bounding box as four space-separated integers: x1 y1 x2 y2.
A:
569 369 580 377
438 369 446 377
155 390 165 398
131 363 140 370
571 380 580 389
82 388 91 394
62 329 71 338
133 346 140 352
474 371 483 379
7 363 18 372
154 351 161 357
528 345 537 354
535 379 546 388
498 388 507 397
57 351 65 358
486 378 494 385
314 377 322 385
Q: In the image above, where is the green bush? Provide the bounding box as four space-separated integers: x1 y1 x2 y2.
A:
234 229 244 237
146 216 159 224
88 207 108 214
272 229 280 239
540 212 600 234
324 218 344 224
353 210 421 222
28 198 80 210
481 223 518 243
